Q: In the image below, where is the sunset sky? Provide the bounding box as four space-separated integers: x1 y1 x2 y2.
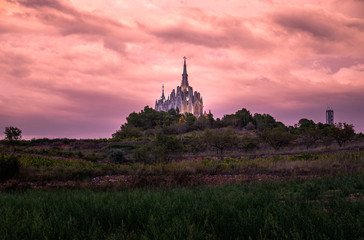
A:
1 0 364 139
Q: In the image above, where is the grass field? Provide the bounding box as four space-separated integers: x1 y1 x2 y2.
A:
0 173 363 240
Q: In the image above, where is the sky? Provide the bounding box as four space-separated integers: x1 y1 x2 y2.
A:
1 0 364 139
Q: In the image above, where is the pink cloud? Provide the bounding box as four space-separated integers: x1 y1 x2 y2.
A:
1 0 364 139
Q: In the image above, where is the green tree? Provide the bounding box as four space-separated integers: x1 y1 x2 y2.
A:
222 114 238 127
222 108 253 128
153 133 183 162
126 106 171 130
185 113 197 131
260 127 293 151
182 135 207 154
330 123 355 147
4 126 22 142
298 118 316 130
316 123 334 147
109 149 126 163
203 127 238 157
301 127 321 149
206 111 215 128
296 119 320 149
253 113 276 132
235 108 254 128
112 125 143 139
239 134 259 152
194 116 209 130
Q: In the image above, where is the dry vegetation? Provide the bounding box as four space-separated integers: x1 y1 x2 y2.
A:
0 137 363 190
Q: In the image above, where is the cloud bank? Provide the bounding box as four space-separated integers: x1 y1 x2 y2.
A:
1 0 364 138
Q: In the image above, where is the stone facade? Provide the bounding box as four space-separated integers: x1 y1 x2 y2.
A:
155 57 204 117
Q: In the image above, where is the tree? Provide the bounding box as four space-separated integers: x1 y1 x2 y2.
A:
253 113 276 132
222 114 238 127
298 118 316 130
153 133 183 162
112 125 143 139
194 116 209 130
203 127 238 157
185 113 197 131
316 123 334 147
109 149 126 163
222 108 253 128
235 108 253 128
239 134 259 152
296 119 320 149
4 126 22 142
301 127 321 149
206 111 215 128
260 127 293 151
330 123 355 147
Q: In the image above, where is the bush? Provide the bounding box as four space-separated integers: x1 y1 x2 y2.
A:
133 146 153 163
109 149 126 164
0 154 20 181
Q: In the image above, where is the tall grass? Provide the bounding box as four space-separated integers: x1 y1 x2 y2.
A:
0 174 363 240
5 150 362 183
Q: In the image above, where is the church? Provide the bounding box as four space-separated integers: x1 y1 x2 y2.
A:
155 57 204 117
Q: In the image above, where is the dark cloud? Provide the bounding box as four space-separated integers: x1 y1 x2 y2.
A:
0 50 33 78
12 0 76 15
145 22 270 50
273 9 340 40
318 57 364 73
9 0 130 54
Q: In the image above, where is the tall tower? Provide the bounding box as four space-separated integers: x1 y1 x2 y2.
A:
326 107 334 125
181 56 189 91
161 84 165 100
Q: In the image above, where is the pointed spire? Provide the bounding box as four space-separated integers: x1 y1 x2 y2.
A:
181 56 189 91
161 84 165 100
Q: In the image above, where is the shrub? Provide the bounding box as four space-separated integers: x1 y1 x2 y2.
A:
109 149 126 164
0 153 20 181
133 146 153 163
153 133 183 162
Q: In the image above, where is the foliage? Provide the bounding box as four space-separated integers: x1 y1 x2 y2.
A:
112 125 143 139
239 134 259 152
203 127 238 156
181 135 207 154
260 126 294 150
4 126 22 142
253 113 277 132
111 106 359 154
109 149 126 164
222 108 254 128
133 146 153 163
295 119 322 149
330 123 355 147
0 153 20 181
153 133 183 162
0 174 363 240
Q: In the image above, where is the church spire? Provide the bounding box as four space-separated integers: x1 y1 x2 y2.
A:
161 84 165 100
181 56 189 91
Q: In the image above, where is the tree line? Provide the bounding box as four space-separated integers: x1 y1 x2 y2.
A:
110 106 359 161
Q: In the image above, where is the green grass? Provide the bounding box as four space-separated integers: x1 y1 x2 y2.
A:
0 174 363 240
2 150 361 182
